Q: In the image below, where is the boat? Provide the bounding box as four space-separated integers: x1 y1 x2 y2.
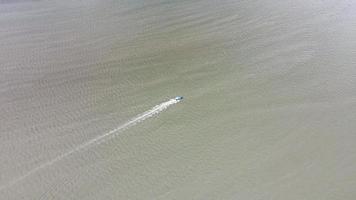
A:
175 96 183 100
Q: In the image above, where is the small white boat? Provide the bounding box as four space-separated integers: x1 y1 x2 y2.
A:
175 96 183 100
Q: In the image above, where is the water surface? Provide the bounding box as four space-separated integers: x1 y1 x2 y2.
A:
1 0 356 199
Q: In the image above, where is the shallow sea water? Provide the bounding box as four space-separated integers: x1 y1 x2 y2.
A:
1 0 356 199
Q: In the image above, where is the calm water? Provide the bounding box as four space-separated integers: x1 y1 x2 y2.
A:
1 0 356 199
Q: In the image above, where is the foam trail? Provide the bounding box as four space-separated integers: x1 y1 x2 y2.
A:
0 98 180 191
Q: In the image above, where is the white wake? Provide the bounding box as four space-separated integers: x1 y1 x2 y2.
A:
0 98 181 191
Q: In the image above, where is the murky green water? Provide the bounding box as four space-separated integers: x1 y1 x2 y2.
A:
1 0 356 199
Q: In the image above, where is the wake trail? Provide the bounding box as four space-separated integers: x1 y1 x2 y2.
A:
0 98 180 191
